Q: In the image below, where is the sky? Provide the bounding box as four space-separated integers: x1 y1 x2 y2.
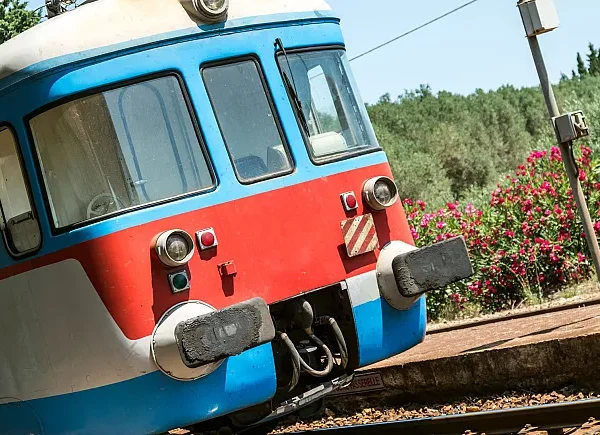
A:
327 0 600 103
26 0 600 104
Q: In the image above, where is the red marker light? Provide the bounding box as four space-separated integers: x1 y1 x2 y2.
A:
201 232 215 247
345 194 357 209
341 192 359 211
196 228 218 250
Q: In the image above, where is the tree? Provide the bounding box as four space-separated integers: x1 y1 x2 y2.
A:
572 43 600 79
576 52 587 77
587 43 600 76
0 0 40 45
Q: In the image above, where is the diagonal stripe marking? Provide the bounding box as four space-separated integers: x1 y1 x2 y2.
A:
348 216 370 252
344 216 363 243
365 234 379 252
342 219 354 236
353 220 373 254
357 224 377 254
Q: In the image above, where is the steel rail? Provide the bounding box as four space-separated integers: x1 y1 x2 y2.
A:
293 398 600 434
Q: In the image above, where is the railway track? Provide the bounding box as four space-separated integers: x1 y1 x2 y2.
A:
287 398 600 434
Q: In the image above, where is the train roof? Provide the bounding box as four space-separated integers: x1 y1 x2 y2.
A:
0 0 333 91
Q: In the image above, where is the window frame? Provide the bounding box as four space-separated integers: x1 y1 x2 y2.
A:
25 71 217 235
0 122 43 258
201 55 295 185
274 44 382 165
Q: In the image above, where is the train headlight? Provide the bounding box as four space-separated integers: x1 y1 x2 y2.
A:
155 230 195 267
166 234 189 261
363 176 399 210
193 0 228 22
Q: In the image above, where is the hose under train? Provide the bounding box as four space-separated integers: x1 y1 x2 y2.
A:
279 332 301 392
279 314 350 393
280 331 334 378
317 315 349 370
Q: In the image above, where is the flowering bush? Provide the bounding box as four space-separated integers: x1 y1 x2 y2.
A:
404 145 600 320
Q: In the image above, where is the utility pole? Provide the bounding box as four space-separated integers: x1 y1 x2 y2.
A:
518 0 600 281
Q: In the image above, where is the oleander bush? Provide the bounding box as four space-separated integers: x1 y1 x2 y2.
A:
404 145 600 320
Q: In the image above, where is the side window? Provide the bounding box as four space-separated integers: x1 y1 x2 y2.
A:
0 127 41 256
29 75 214 229
202 60 292 183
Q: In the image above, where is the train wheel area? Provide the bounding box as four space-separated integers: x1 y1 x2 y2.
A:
171 302 600 434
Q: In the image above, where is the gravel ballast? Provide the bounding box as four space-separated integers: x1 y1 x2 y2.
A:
270 386 600 433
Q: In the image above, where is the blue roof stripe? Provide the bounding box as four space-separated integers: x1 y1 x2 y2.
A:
0 11 339 93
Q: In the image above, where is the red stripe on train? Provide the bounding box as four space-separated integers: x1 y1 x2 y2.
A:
0 163 413 339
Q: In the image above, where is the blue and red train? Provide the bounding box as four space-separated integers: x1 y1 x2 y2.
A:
0 0 472 433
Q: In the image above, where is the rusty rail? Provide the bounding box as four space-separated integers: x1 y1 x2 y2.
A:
292 398 600 434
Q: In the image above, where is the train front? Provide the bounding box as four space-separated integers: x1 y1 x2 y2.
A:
0 0 473 434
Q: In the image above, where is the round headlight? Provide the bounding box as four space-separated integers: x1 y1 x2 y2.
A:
155 230 195 267
166 234 189 262
363 176 399 211
190 0 228 22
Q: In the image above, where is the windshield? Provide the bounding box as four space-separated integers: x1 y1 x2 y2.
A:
277 49 379 160
29 76 213 229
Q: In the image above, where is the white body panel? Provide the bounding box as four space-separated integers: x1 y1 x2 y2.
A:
0 259 153 402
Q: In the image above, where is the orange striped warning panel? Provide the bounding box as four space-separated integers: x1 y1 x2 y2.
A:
340 214 379 257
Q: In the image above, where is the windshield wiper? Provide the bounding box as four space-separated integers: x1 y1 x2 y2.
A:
275 38 310 137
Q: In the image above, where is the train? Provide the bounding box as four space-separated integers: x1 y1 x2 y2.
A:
0 0 473 434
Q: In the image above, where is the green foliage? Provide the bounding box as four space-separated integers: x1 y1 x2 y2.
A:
369 71 600 209
368 82 555 209
0 0 40 45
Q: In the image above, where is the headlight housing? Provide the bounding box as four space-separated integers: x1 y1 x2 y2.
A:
363 176 399 210
190 0 229 22
155 230 195 267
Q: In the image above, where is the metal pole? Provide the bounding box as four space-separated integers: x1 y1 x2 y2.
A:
527 35 600 281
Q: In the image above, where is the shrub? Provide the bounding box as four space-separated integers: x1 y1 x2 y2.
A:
404 145 600 320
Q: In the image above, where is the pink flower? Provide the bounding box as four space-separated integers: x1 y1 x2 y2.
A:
410 227 419 241
527 150 547 163
550 146 561 161
436 221 447 229
420 214 434 228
